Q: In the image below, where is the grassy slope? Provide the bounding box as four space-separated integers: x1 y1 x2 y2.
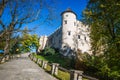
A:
34 54 88 80
34 54 72 69
34 54 71 80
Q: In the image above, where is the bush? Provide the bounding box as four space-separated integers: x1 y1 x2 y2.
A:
42 47 55 56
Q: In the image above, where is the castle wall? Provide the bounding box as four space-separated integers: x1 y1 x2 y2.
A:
47 27 62 49
76 21 91 53
38 9 91 55
38 36 48 52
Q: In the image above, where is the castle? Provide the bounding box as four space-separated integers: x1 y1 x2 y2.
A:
38 9 91 56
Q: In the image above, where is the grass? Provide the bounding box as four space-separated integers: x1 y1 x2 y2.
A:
34 53 73 69
56 70 70 80
33 53 88 80
45 64 51 72
44 63 70 80
33 53 71 80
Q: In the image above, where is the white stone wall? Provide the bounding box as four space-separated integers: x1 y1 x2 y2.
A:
47 27 62 49
76 21 91 54
38 36 48 52
62 12 77 50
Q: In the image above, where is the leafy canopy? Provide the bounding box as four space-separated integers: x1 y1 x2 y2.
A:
82 0 120 79
21 28 39 52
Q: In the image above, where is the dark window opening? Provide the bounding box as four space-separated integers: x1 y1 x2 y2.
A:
63 46 66 48
84 37 86 40
68 31 71 36
78 35 80 39
66 15 68 17
64 20 67 24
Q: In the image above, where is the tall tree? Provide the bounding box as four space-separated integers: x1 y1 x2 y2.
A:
82 0 120 79
0 0 56 55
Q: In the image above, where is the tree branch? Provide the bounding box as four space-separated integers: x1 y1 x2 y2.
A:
0 0 8 17
0 20 5 29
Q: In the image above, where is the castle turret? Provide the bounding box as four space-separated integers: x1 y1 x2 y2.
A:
38 9 91 56
61 8 77 52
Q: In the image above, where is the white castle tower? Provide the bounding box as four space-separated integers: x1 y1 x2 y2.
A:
61 8 77 51
38 9 91 56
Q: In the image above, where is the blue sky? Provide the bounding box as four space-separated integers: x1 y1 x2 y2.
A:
27 0 88 37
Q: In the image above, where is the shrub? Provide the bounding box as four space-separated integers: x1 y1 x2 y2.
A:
43 47 55 56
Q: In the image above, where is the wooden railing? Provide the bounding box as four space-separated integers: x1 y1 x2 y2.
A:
0 54 21 64
29 54 99 80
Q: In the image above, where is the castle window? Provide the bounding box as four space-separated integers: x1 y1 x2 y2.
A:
84 37 86 40
63 46 67 48
78 35 80 39
68 31 71 36
64 20 67 24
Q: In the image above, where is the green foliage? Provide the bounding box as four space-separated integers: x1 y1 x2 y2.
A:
82 0 120 79
10 42 21 54
34 54 71 80
35 53 72 69
56 70 70 80
83 54 120 79
20 28 39 52
0 37 5 50
42 47 56 56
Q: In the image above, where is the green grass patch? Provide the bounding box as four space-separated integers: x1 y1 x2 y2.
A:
34 53 73 69
45 64 70 80
33 53 88 80
55 70 70 80
33 53 72 80
34 54 47 60
45 64 51 72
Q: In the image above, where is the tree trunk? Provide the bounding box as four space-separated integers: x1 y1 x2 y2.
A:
4 35 10 55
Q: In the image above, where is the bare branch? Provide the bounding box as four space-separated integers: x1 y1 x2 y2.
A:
0 0 8 17
9 2 18 22
0 20 5 29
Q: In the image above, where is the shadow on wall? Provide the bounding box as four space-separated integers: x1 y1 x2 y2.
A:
60 44 76 58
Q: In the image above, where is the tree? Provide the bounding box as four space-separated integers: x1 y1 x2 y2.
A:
20 27 39 52
10 41 21 54
42 47 55 56
0 0 56 55
0 34 5 49
0 0 8 17
82 0 120 79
